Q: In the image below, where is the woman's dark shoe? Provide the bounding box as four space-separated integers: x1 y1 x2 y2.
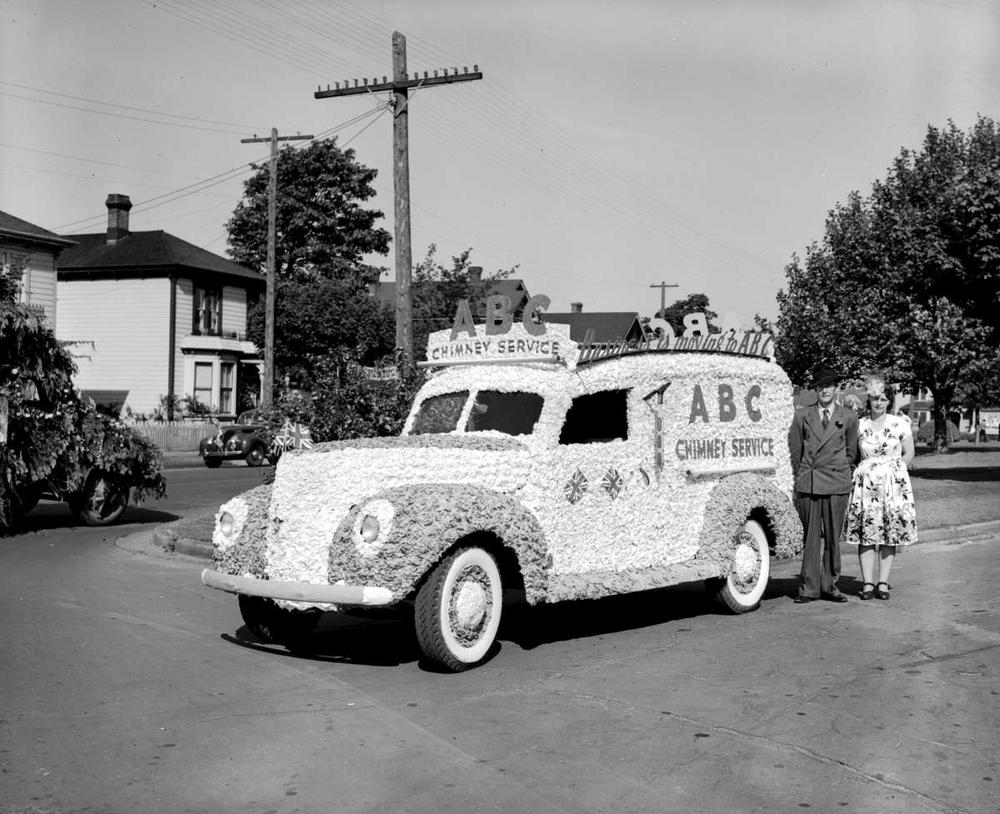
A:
875 582 890 600
859 583 875 600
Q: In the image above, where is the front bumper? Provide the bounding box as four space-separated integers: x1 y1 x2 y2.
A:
202 449 246 461
200 569 395 606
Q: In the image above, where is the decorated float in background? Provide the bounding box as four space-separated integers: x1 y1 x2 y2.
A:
201 295 801 671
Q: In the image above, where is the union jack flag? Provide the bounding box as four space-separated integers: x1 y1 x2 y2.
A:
273 420 313 452
602 466 624 499
564 468 588 505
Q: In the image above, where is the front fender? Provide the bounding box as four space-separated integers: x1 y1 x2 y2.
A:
329 484 550 604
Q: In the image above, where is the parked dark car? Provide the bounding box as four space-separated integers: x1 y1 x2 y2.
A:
199 410 279 468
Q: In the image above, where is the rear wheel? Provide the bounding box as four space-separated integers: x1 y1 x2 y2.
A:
245 444 266 467
69 471 129 527
711 519 770 613
414 546 503 671
238 595 320 647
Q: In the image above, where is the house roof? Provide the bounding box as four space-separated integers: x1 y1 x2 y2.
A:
58 230 262 283
375 278 530 311
0 210 77 249
543 312 644 343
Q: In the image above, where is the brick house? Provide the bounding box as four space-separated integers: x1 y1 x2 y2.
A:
0 210 76 325
55 194 263 418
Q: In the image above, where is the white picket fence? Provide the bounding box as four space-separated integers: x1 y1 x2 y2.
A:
129 421 218 451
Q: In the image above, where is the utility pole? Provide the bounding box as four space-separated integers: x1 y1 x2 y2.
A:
315 32 482 368
240 128 313 407
649 280 679 319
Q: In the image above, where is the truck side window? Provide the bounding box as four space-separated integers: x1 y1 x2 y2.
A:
466 391 544 436
559 390 629 444
411 391 470 434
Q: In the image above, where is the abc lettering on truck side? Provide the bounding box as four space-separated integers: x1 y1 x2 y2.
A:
200 296 803 671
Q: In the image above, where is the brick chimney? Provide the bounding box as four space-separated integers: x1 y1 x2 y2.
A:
468 265 483 283
106 194 132 244
571 302 583 313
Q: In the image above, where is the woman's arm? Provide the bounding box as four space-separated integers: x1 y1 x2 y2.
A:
901 433 915 466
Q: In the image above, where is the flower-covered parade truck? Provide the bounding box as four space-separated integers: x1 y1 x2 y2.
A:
201 296 802 671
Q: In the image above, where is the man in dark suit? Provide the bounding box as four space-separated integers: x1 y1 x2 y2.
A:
788 368 860 603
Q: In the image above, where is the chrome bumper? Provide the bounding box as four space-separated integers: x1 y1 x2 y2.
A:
200 569 395 606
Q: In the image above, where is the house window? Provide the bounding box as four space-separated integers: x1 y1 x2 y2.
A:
219 362 234 414
193 362 213 409
193 287 222 336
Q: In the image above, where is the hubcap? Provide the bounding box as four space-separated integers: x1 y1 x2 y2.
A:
448 565 493 644
731 532 761 592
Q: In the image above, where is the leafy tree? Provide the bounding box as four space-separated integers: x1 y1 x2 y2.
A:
656 293 719 335
246 275 394 386
226 138 390 281
776 117 1000 450
410 244 516 361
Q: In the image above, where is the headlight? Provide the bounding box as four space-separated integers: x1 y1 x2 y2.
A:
360 514 380 542
352 499 395 556
219 511 236 536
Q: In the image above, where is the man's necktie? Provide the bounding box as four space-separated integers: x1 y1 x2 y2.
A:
822 408 830 429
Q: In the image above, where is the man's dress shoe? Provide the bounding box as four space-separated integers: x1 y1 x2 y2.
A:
822 592 849 603
793 595 817 604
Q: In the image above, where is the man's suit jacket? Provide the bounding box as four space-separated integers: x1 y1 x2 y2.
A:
787 403 860 495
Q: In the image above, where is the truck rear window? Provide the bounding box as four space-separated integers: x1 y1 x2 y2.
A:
411 391 470 434
466 391 543 436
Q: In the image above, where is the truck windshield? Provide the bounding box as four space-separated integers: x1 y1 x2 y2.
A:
466 390 543 436
411 391 470 434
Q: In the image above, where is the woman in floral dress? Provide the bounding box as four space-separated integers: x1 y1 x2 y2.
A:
842 376 917 600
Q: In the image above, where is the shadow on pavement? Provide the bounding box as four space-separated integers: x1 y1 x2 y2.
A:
213 581 768 669
15 503 181 533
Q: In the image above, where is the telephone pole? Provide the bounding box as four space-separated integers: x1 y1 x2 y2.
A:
649 280 679 319
240 128 313 407
315 31 482 368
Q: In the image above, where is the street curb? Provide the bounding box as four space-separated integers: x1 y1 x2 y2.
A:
152 516 214 560
116 528 210 564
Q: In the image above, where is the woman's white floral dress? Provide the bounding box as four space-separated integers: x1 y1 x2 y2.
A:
842 414 918 548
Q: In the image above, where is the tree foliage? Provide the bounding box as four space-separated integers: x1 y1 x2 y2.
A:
226 138 390 281
246 276 394 386
410 244 516 361
656 293 719 335
776 117 1000 449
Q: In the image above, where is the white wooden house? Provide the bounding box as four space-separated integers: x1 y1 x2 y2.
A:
0 210 76 325
56 194 263 418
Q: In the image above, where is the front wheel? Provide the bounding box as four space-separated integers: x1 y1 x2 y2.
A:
415 546 503 672
203 457 223 469
711 519 770 613
69 471 129 526
238 595 320 647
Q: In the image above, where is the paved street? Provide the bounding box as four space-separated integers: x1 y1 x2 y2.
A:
1 467 998 813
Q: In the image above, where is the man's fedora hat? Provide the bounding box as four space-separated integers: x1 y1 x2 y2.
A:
812 367 840 388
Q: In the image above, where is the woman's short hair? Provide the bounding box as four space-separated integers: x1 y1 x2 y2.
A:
865 376 896 414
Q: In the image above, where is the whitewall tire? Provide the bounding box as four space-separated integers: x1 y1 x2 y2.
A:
415 546 503 671
714 519 770 613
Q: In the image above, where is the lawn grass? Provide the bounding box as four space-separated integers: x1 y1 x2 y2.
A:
909 446 1000 530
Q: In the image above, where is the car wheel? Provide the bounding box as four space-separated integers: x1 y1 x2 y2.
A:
238 595 320 647
203 457 223 469
69 471 129 527
711 519 770 613
414 546 503 671
245 444 266 467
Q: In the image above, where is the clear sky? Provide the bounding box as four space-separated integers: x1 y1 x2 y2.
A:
2 0 998 325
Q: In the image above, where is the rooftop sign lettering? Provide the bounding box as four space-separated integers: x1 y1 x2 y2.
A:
422 297 776 366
